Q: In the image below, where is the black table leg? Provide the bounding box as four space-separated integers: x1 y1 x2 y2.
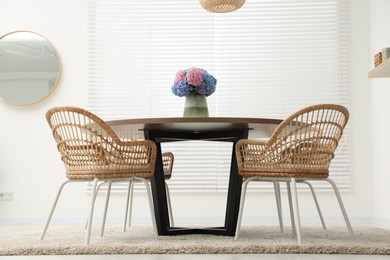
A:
224 140 244 235
145 132 170 235
144 128 248 236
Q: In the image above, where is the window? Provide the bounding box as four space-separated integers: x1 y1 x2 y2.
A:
87 0 350 192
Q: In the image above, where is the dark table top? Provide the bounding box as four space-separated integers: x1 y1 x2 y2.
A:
106 117 283 140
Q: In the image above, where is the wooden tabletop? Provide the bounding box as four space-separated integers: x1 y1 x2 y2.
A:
107 117 283 140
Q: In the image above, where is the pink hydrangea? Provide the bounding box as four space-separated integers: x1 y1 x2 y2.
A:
174 70 186 84
186 67 206 87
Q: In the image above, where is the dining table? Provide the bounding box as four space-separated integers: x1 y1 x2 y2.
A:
106 117 283 236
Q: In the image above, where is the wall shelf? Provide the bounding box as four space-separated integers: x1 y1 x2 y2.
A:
369 57 390 78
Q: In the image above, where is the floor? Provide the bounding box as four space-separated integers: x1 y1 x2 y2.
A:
0 255 388 260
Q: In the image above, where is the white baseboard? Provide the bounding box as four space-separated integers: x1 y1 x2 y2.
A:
372 217 390 229
0 216 387 228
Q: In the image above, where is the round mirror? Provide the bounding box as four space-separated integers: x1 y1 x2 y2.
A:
0 31 61 106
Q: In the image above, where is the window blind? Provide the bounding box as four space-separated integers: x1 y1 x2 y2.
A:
87 0 350 192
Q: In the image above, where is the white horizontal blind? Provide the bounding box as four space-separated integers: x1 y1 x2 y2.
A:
87 0 350 192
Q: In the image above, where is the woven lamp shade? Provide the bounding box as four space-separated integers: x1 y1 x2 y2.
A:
199 0 245 13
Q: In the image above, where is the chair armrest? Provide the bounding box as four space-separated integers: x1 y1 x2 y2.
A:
235 138 280 173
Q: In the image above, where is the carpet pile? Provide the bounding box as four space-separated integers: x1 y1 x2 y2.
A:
0 224 389 255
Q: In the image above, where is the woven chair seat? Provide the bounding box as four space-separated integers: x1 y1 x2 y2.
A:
238 169 329 179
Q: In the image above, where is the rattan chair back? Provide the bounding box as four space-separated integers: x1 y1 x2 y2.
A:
236 104 349 178
46 107 156 180
162 152 174 180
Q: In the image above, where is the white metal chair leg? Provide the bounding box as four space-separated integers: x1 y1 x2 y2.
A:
100 180 112 237
123 179 173 230
86 178 99 245
234 177 251 241
85 181 105 229
165 183 174 227
140 178 158 239
286 181 296 236
273 181 283 232
301 180 326 230
325 178 354 236
127 181 135 228
123 180 133 232
40 180 71 240
291 178 302 244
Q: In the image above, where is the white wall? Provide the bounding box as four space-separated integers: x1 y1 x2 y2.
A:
0 0 89 223
370 0 390 227
0 0 384 229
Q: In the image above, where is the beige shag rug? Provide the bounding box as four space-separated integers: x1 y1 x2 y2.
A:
0 224 389 255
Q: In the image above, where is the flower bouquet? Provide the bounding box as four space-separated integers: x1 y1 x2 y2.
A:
171 67 217 117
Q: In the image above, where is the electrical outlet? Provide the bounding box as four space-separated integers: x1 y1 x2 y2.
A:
0 191 14 201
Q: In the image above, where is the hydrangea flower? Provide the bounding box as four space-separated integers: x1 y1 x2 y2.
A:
171 67 217 97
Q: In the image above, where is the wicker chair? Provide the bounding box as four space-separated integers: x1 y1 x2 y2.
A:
234 104 353 244
122 151 175 231
40 106 158 244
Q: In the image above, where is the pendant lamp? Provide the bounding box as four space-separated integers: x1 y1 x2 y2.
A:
199 0 246 13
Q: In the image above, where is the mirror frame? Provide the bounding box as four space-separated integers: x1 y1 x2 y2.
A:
0 30 62 106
